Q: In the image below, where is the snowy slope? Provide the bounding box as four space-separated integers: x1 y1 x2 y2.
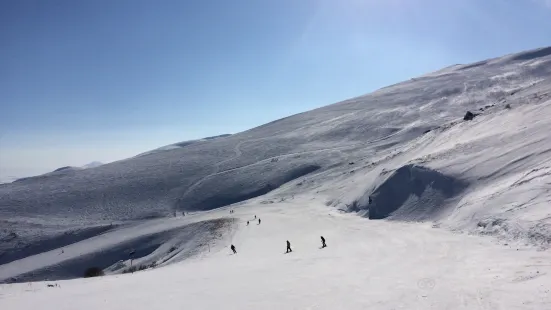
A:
1 199 551 309
8 161 105 184
1 46 551 308
4 46 549 223
134 134 232 158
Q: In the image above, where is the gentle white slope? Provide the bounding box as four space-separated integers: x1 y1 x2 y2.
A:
1 198 550 309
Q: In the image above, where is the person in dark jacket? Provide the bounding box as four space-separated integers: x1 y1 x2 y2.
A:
321 236 326 248
258 218 261 225
231 244 237 254
286 240 292 253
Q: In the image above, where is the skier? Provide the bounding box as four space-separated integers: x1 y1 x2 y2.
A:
231 244 237 254
247 221 249 226
258 218 261 225
286 240 292 253
321 236 326 248
254 215 256 219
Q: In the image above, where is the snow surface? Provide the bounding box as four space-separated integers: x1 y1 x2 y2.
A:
2 46 551 308
1 199 551 309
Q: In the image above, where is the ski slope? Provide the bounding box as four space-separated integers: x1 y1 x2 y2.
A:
2 46 551 308
1 199 551 309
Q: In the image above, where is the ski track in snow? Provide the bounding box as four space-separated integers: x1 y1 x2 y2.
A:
180 140 247 199
192 122 413 189
182 137 350 199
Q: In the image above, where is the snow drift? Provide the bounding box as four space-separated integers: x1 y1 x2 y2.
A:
350 165 468 220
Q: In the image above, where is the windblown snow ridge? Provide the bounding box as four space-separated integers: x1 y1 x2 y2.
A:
350 165 468 221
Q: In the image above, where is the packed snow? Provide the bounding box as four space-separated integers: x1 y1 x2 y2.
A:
2 46 551 309
2 199 551 309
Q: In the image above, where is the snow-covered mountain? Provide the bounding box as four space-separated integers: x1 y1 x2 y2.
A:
2 46 551 309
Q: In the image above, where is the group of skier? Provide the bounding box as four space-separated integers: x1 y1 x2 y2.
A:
231 236 326 255
285 236 326 253
246 215 261 226
228 211 327 255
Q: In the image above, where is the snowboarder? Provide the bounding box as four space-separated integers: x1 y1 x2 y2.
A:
247 221 249 226
254 215 256 219
320 236 326 248
286 240 292 253
258 218 261 225
231 244 237 254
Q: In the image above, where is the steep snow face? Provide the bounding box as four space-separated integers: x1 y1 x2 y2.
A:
1 46 551 284
350 165 468 220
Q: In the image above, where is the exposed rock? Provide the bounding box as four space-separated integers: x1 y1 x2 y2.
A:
463 111 477 121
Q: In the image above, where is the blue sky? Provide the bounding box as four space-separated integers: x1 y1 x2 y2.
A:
1 0 551 180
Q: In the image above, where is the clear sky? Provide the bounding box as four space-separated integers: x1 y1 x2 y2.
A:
1 0 551 181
